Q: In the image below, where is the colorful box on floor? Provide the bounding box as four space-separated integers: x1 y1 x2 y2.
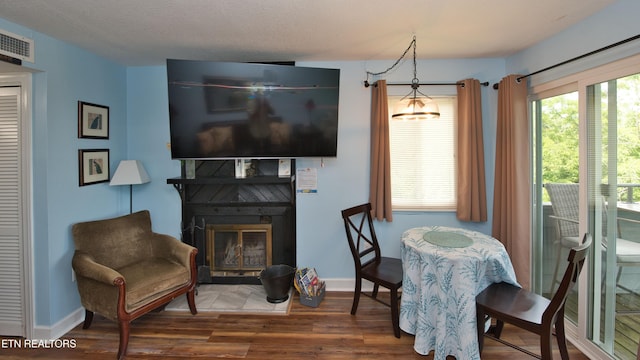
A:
299 282 325 307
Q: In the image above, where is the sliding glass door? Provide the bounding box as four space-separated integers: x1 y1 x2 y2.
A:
587 73 640 360
532 61 640 360
532 89 580 322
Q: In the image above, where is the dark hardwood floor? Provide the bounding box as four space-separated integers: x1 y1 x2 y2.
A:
0 292 590 359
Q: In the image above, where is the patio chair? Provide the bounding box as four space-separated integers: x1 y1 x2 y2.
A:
545 183 640 305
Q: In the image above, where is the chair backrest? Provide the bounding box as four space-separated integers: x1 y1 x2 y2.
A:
545 182 614 240
544 233 592 325
545 183 580 238
72 210 153 269
341 203 381 269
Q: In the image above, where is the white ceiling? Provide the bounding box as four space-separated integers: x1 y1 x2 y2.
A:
0 0 616 67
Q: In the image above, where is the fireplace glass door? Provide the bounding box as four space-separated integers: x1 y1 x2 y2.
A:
207 224 272 276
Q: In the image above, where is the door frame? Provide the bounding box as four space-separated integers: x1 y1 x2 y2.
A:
0 72 34 339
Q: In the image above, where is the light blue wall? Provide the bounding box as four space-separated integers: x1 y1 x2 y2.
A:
39 37 127 328
0 19 127 327
1 0 638 331
126 66 182 237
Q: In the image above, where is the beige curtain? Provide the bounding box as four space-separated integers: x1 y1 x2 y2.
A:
456 79 487 222
492 74 531 289
369 80 393 221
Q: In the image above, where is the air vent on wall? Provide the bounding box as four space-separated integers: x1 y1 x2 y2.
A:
0 29 34 63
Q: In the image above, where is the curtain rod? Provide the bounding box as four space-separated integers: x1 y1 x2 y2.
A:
364 80 489 88
493 33 640 89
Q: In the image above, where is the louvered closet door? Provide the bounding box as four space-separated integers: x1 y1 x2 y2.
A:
0 86 24 336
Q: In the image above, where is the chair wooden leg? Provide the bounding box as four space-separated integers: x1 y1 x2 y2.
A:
390 288 400 338
351 277 362 315
540 327 553 360
476 306 485 354
82 309 94 329
117 319 130 360
371 283 379 299
555 315 569 360
186 289 197 315
493 319 504 338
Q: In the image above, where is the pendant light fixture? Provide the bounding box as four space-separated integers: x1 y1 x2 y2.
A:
391 36 440 120
364 35 440 120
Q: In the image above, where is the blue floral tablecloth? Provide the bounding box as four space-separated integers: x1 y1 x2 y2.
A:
399 226 519 359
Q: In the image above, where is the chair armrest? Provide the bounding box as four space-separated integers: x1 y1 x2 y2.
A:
549 214 579 224
150 233 197 268
618 217 640 225
72 251 123 285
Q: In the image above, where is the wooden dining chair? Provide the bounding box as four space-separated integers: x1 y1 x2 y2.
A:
476 233 592 359
341 203 403 338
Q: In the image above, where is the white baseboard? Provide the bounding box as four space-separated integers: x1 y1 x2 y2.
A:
32 307 84 340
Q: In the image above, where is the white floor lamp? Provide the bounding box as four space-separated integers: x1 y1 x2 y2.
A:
110 160 151 214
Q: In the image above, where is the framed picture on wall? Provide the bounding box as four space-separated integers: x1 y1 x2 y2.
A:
78 101 109 139
78 149 109 186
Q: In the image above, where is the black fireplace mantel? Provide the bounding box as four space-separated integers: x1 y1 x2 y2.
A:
167 159 296 285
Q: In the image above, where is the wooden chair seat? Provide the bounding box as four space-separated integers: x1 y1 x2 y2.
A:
361 257 404 289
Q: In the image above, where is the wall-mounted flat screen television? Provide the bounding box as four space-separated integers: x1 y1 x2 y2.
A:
167 59 340 159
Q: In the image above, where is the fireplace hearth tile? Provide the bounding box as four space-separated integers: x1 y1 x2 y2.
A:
164 284 291 314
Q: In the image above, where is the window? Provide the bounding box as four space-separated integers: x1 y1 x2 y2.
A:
389 96 457 210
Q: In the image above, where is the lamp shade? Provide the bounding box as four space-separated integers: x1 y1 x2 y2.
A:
392 93 440 120
110 160 150 186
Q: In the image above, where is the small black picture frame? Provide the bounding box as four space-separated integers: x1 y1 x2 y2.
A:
78 149 110 186
78 101 109 139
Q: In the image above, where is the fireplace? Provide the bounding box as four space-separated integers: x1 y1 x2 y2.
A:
168 159 296 285
207 224 272 276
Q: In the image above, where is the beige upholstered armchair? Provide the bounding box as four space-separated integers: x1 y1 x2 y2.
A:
72 210 197 360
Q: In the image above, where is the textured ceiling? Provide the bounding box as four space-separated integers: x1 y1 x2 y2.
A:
0 0 616 66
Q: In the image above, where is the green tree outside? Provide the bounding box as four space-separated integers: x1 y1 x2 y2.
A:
539 74 640 203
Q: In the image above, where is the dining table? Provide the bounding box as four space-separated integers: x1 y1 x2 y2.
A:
399 226 519 360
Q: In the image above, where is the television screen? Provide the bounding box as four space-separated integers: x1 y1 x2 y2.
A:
167 59 340 159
